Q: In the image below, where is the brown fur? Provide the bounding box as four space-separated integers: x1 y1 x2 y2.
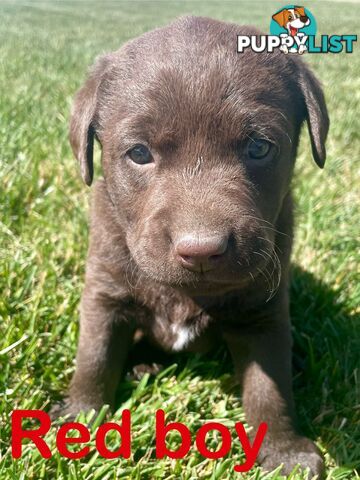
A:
52 16 329 476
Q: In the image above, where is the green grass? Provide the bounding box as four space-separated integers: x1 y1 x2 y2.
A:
0 1 359 479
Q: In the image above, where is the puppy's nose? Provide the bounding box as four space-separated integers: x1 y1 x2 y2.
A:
175 233 228 272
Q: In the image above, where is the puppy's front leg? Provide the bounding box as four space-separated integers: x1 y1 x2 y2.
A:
51 288 134 419
224 300 324 477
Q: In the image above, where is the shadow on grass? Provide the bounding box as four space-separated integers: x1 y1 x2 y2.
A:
290 266 359 470
117 264 358 469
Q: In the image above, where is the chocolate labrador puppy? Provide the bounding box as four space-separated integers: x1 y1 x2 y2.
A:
53 16 329 476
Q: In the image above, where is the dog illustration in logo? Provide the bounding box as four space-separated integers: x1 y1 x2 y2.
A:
272 6 311 54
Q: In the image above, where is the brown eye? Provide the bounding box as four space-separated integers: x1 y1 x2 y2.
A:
247 138 272 160
127 144 153 165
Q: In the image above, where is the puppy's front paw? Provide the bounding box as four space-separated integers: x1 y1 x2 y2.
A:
49 398 104 422
259 437 324 478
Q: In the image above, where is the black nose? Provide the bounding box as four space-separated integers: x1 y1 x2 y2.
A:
175 233 229 273
300 15 308 22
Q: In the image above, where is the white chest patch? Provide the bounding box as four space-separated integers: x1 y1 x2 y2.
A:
171 324 196 351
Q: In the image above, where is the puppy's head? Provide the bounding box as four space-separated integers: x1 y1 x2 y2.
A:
272 7 310 29
70 16 328 295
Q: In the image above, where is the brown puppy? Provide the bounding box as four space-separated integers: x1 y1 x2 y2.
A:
53 16 329 476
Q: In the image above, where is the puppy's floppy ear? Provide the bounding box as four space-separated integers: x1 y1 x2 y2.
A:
272 9 287 28
298 64 329 168
69 55 110 186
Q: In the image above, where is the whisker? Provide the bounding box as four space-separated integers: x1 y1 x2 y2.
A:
241 213 290 238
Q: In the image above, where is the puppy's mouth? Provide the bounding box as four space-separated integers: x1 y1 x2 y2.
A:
135 253 276 297
174 277 248 296
167 262 266 295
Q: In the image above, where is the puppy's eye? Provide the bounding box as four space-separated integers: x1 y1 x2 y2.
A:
127 144 153 165
247 138 272 160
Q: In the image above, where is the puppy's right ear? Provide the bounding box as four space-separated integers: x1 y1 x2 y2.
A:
69 56 109 186
272 9 287 28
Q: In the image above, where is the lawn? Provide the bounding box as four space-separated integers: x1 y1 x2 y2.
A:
0 1 359 479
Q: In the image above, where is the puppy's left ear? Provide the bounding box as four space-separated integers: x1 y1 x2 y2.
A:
298 65 329 168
